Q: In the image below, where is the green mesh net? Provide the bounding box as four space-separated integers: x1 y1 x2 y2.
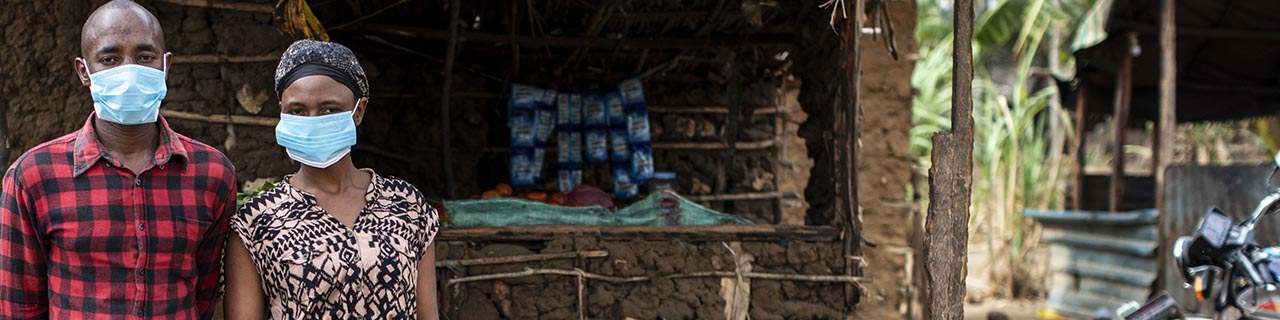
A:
444 192 753 227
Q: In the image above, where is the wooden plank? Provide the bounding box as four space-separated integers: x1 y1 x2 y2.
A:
434 224 842 242
359 23 793 50
925 0 974 317
1110 32 1137 212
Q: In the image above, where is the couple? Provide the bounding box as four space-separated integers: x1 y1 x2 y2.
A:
0 1 440 319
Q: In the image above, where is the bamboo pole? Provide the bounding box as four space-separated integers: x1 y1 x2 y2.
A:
434 251 609 268
440 0 461 199
173 53 280 64
154 0 274 13
841 0 867 314
160 110 278 127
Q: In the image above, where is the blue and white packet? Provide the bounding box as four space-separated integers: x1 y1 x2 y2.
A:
585 128 608 163
556 93 574 127
583 94 607 127
556 131 582 164
612 166 638 199
532 148 546 180
558 168 584 193
605 91 626 126
509 109 536 148
618 78 645 106
534 89 557 145
630 145 654 183
510 148 536 187
625 108 651 144
609 126 629 163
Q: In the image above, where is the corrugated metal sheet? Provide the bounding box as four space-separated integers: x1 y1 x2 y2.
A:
1159 164 1280 315
1026 209 1159 319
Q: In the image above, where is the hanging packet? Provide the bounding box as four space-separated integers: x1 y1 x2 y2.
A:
630 145 654 184
534 89 557 145
609 126 629 163
612 166 638 199
585 128 608 163
510 148 536 187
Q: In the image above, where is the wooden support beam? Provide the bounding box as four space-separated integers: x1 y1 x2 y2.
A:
1156 0 1177 292
440 0 461 199
924 0 974 316
358 23 793 50
435 224 842 242
685 191 801 202
840 0 866 314
1073 83 1089 211
1110 32 1137 212
434 250 609 268
172 53 280 63
160 110 278 127
154 0 274 13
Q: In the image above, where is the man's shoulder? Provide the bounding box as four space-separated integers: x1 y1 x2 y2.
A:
8 132 78 173
173 133 234 168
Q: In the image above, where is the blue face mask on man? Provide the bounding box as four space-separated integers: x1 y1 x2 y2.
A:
274 104 361 169
82 57 169 125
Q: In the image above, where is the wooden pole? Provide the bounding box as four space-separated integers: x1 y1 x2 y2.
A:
440 0 461 199
1073 83 1088 210
925 0 974 316
1110 32 1137 212
1156 0 1178 292
434 250 609 268
839 0 866 314
154 0 274 13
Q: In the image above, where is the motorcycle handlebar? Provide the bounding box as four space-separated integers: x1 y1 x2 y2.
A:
1125 292 1182 320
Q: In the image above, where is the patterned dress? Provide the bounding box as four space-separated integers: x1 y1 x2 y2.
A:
232 169 440 319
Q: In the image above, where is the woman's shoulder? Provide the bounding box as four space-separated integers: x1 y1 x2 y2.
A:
236 181 303 219
369 171 426 201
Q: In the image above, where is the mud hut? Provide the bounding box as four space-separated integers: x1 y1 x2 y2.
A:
0 0 917 318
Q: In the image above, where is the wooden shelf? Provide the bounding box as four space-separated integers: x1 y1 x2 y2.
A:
436 224 841 242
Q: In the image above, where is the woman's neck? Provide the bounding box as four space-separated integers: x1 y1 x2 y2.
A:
292 156 364 194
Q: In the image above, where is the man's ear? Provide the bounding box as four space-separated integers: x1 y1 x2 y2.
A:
354 98 369 126
75 58 91 87
163 52 172 73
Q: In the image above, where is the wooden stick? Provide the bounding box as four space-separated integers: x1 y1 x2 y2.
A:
160 110 278 127
358 23 793 50
436 225 842 242
446 267 869 287
647 106 780 115
1110 32 1137 212
434 250 609 268
1073 83 1088 210
173 53 280 64
483 139 776 152
154 0 274 13
925 0 974 316
842 0 867 313
685 191 801 202
440 0 461 199
1156 0 1178 291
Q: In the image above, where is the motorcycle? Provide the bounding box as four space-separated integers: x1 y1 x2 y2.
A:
1122 152 1280 320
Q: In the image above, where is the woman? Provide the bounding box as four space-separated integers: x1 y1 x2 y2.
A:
225 40 440 320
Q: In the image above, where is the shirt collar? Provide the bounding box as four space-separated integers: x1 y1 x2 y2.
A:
72 113 190 177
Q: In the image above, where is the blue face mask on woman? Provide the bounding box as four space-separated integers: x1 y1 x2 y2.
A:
83 58 169 125
275 106 360 168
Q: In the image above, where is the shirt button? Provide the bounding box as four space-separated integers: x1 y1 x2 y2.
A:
137 269 144 276
138 223 145 231
134 178 142 186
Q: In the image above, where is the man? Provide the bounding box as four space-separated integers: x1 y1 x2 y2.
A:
0 1 236 319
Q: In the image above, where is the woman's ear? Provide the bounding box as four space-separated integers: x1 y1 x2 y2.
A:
354 98 369 125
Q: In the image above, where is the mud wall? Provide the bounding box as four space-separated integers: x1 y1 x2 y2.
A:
442 239 846 319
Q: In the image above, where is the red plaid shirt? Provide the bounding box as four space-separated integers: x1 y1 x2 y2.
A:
0 115 236 319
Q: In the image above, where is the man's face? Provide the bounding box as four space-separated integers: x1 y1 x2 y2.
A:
75 7 170 87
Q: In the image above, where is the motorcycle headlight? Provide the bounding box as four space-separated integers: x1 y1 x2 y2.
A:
1174 236 1196 282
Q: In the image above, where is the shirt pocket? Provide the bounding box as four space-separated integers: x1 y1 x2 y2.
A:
376 233 420 287
274 238 336 316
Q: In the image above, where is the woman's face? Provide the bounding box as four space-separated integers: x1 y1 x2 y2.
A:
280 75 366 124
